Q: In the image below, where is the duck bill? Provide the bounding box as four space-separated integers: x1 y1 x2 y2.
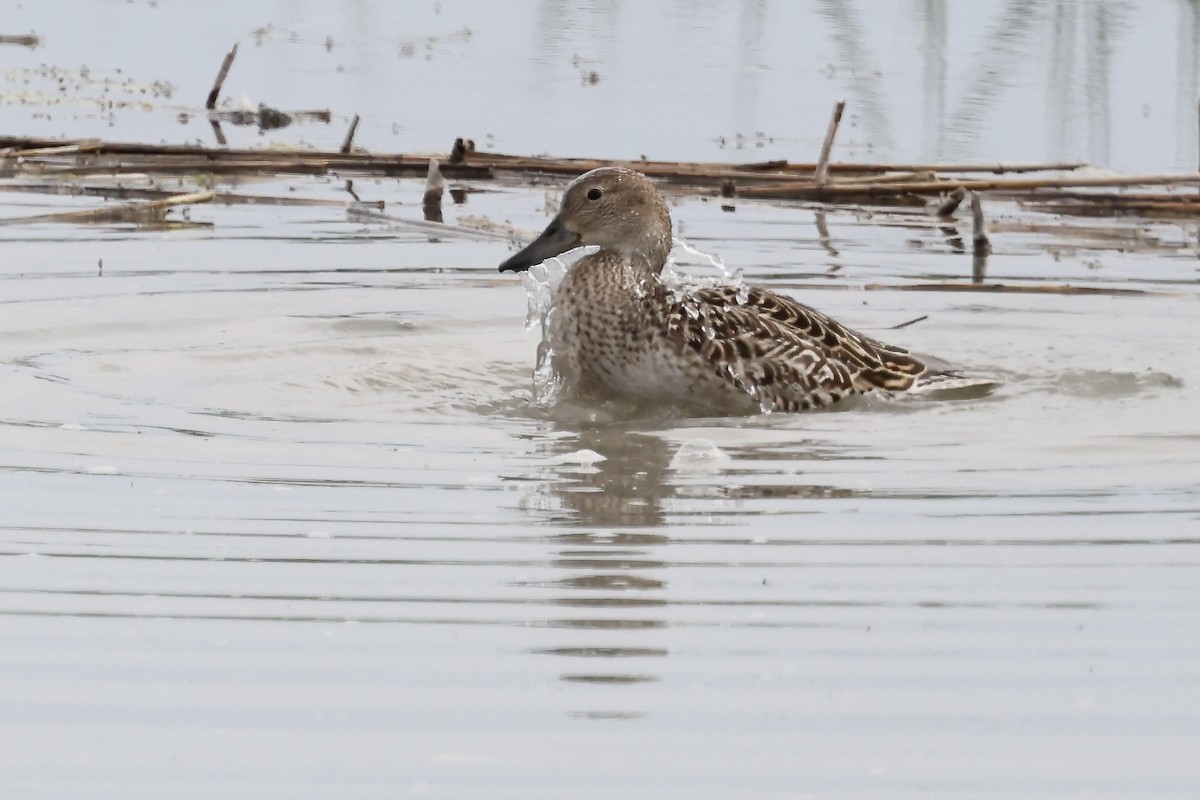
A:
497 216 581 273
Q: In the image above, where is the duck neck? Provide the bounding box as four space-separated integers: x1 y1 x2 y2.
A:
615 241 669 279
621 205 672 276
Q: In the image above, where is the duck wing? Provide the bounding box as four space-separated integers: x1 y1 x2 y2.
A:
664 285 931 409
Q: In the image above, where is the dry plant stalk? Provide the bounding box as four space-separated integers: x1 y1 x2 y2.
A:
341 114 361 154
814 101 845 186
206 44 239 110
970 191 990 255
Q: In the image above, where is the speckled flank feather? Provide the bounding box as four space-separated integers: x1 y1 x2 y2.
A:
498 166 959 414
672 285 929 404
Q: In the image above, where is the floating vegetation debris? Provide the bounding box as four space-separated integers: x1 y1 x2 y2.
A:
2 129 1198 220
0 189 214 226
2 97 1200 288
0 32 40 48
203 42 330 144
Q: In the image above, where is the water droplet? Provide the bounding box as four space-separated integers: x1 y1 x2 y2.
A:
735 282 750 305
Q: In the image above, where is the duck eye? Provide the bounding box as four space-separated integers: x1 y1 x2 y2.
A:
587 188 603 201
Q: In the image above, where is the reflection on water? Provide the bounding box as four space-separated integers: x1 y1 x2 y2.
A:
819 0 1158 167
519 427 858 529
731 0 769 139
920 0 948 159
1177 0 1200 168
815 0 894 153
538 430 677 527
540 529 668 716
1040 0 1121 165
503 0 1194 170
942 0 1049 160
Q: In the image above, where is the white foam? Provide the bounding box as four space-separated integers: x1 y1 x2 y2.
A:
551 449 607 465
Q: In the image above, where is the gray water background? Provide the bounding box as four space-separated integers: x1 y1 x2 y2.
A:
1 2 1199 798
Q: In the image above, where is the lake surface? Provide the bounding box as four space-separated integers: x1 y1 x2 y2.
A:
4 0 1200 171
2 2 1199 798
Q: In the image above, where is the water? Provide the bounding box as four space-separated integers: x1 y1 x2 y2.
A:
3 2 1200 798
4 0 1200 171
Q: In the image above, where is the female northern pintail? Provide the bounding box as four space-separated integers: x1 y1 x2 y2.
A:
498 166 967 414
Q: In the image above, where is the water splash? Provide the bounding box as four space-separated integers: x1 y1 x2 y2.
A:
518 257 573 408
518 257 567 331
664 239 775 410
722 362 775 414
734 282 750 306
671 236 741 283
531 308 564 407
663 237 746 306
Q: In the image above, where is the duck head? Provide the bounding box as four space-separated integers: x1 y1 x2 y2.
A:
497 167 673 274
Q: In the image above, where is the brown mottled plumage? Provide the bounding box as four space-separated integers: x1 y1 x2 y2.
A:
498 166 955 413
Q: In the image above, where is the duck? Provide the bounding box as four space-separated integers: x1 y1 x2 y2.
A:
498 166 965 414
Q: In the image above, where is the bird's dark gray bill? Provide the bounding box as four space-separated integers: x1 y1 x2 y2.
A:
497 216 581 273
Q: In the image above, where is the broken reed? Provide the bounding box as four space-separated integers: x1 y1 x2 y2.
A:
0 134 1088 184
3 134 1200 217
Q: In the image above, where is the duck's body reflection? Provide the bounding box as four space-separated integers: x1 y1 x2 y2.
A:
517 424 857 718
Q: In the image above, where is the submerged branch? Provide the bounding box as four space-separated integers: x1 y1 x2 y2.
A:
0 191 215 225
